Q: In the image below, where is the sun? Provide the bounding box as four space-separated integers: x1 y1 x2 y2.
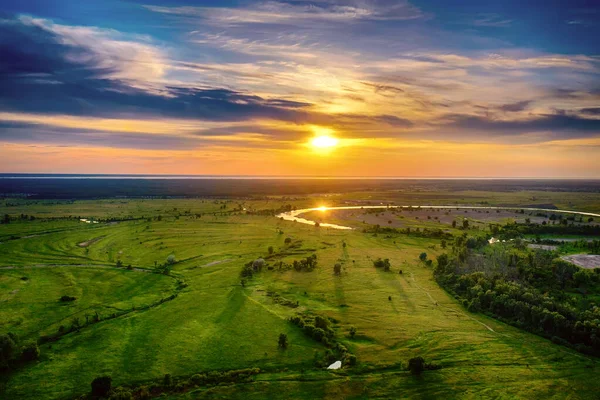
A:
311 135 338 149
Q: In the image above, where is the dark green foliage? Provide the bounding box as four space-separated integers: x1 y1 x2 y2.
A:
284 237 292 244
373 258 391 271
268 246 274 254
349 326 357 338
334 263 342 275
0 333 19 369
59 295 76 302
408 356 425 375
163 373 173 387
20 341 40 361
278 333 288 348
435 241 600 355
365 225 453 240
419 252 427 262
108 387 133 400
292 254 318 272
91 376 112 397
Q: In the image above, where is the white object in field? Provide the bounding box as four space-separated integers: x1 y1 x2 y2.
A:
488 237 499 244
327 361 342 370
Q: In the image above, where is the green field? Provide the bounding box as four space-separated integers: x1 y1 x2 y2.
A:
1 195 600 399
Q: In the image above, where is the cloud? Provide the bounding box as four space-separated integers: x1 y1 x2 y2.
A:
11 16 168 90
0 16 317 123
439 113 600 139
498 100 532 112
145 0 426 26
580 107 600 115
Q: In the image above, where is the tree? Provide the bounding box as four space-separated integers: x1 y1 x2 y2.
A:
462 219 469 229
91 376 112 397
284 237 292 245
333 263 342 275
452 220 457 228
0 333 18 369
278 333 288 348
20 341 40 361
268 246 274 255
253 258 265 271
163 373 173 387
408 356 425 375
166 254 176 265
349 326 357 338
419 252 427 262
441 240 447 249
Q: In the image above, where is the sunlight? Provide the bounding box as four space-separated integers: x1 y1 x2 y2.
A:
311 135 338 149
318 205 328 211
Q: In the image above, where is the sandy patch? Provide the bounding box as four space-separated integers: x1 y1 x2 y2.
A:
77 236 105 248
528 244 558 251
561 254 600 269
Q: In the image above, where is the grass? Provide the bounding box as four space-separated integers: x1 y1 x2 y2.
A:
1 195 599 399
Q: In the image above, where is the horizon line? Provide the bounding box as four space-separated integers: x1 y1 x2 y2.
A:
1 173 599 180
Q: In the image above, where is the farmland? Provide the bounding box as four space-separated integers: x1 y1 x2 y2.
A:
1 183 600 399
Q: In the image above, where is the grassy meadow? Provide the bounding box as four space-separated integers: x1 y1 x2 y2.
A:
1 194 600 399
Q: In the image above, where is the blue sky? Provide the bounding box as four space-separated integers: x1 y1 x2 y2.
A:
0 0 599 176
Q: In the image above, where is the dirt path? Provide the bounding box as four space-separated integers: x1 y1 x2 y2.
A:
77 236 106 247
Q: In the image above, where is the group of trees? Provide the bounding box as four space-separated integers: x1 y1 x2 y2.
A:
292 254 318 272
290 313 357 367
365 225 454 240
498 221 600 239
373 258 391 271
0 333 40 371
90 368 261 399
435 240 600 355
407 356 442 375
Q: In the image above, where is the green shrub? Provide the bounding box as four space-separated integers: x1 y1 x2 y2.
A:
91 376 112 397
20 341 40 361
408 356 425 375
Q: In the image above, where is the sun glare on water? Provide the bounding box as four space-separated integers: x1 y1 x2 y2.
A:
318 205 328 211
311 135 338 149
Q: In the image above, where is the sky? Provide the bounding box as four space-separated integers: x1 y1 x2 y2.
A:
0 0 599 177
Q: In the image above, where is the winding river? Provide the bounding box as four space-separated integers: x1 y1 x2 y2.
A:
277 205 600 230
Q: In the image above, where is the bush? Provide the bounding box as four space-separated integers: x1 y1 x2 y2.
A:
349 326 357 338
373 258 391 271
108 387 133 400
20 341 40 361
408 356 425 375
345 354 357 366
59 295 76 302
333 263 342 275
284 237 292 244
91 376 112 397
0 333 19 369
190 373 206 386
163 373 173 387
278 333 288 348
